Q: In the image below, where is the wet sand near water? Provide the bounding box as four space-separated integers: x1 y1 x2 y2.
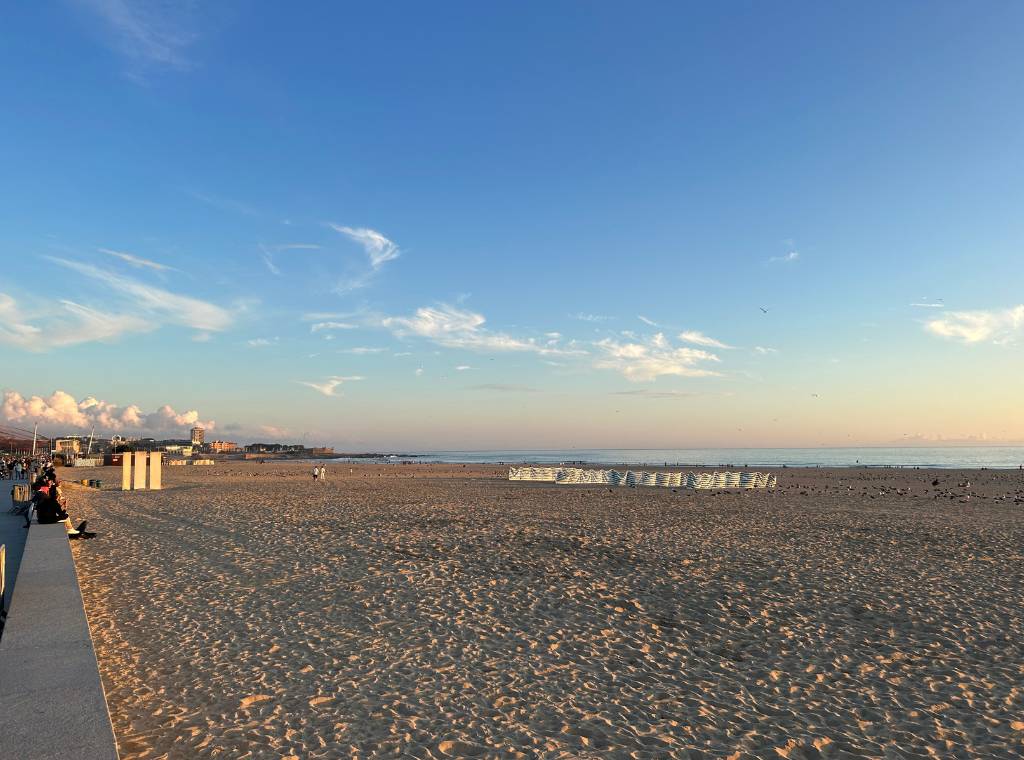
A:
68 463 1024 758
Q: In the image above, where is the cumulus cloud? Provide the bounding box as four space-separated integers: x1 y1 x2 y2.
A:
925 305 1024 344
328 225 400 270
678 330 734 349
382 303 585 356
297 376 363 397
594 333 721 382
2 389 214 434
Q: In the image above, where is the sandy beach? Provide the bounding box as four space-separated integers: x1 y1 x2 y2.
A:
67 462 1024 759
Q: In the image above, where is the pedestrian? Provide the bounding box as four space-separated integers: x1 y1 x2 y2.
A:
312 465 320 483
318 465 327 482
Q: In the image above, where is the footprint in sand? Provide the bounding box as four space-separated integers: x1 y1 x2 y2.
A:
438 740 484 757
240 694 273 708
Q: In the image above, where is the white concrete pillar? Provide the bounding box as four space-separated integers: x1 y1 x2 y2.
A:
121 452 132 491
133 451 147 490
149 451 162 490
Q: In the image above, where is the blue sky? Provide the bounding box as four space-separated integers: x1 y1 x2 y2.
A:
2 2 1023 449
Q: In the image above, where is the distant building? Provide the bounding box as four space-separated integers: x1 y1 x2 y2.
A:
244 442 304 454
164 444 194 456
209 440 239 453
190 426 205 446
307 447 335 456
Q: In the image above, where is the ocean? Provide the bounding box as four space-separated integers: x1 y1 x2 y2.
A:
336 447 1024 469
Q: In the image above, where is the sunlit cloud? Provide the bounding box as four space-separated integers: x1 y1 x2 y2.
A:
3 388 214 434
296 376 363 397
678 330 734 349
382 303 585 356
925 305 1024 344
594 333 721 382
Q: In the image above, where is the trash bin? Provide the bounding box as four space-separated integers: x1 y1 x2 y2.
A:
94 480 103 489
81 479 90 486
12 484 30 503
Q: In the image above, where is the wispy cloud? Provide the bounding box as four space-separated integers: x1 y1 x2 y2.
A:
638 315 660 327
246 337 278 347
610 389 698 399
571 312 613 322
468 383 540 393
338 346 386 354
189 190 257 216
925 305 1024 344
259 243 322 277
910 301 945 308
678 330 734 349
382 303 586 356
76 0 200 70
594 333 721 382
296 376 363 397
328 225 400 270
50 257 234 332
0 292 153 351
768 251 800 264
753 346 779 355
99 247 174 272
455 365 474 371
302 312 356 321
310 321 357 333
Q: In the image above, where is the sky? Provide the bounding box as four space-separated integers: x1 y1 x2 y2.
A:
2 2 1024 450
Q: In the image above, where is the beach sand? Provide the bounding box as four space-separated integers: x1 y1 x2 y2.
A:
67 463 1024 759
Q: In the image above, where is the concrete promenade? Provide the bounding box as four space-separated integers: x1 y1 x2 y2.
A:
0 483 119 759
1 481 29 612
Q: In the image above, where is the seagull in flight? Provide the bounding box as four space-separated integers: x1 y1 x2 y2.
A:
811 393 820 398
759 306 769 314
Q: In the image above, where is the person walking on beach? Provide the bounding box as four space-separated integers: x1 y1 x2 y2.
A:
318 465 327 482
312 465 320 483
